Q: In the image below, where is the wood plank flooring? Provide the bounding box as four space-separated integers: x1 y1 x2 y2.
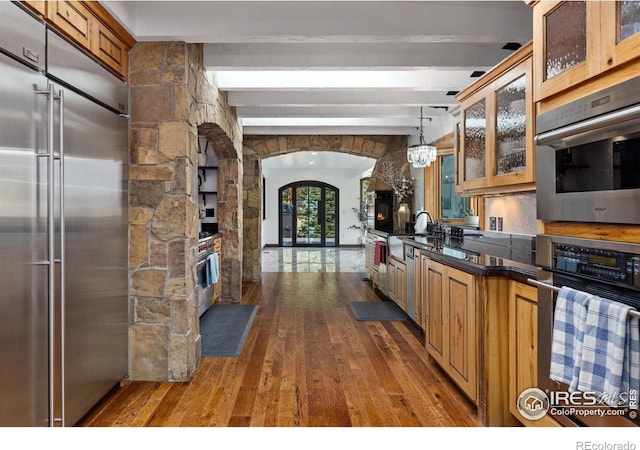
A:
79 272 480 427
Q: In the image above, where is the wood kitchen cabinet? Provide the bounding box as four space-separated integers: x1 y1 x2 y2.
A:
424 259 477 402
21 0 135 80
47 1 93 48
456 42 535 195
388 257 407 312
508 281 561 427
533 1 640 105
91 18 129 78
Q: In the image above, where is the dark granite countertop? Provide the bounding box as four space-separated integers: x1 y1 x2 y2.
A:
368 227 537 283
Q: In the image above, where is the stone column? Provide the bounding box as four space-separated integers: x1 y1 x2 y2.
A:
128 42 242 382
242 146 262 282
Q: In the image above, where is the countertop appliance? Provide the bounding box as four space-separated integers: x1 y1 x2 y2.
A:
535 234 640 427
0 2 128 426
535 75 640 224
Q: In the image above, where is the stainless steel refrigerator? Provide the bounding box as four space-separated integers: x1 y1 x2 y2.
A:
0 2 128 426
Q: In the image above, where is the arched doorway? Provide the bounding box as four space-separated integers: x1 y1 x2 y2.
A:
279 181 339 247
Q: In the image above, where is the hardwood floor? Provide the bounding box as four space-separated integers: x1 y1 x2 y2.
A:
79 272 480 427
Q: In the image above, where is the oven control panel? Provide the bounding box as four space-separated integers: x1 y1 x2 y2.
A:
553 243 640 286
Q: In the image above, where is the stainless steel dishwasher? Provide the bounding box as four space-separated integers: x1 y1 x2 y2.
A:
405 244 415 320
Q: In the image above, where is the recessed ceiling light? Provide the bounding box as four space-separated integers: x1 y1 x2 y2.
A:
470 71 485 78
311 152 318 155
309 161 315 165
502 42 522 51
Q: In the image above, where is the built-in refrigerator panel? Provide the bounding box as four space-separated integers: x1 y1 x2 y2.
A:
53 84 128 427
0 1 45 72
47 29 128 427
0 3 49 426
46 29 128 115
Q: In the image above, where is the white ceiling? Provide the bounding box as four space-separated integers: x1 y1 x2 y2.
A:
262 150 375 171
104 1 533 138
105 1 533 170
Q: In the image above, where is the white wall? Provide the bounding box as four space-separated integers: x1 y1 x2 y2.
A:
261 168 364 246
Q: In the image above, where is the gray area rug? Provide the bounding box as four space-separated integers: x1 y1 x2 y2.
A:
348 301 409 321
200 304 259 357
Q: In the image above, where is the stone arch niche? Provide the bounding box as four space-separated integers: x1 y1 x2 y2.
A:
128 42 242 382
242 135 409 282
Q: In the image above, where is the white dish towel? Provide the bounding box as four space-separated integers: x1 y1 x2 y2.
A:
577 296 633 407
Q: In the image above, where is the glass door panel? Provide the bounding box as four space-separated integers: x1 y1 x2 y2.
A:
281 187 293 246
495 74 527 176
544 1 586 81
619 1 640 42
464 99 486 181
296 186 322 246
325 189 336 247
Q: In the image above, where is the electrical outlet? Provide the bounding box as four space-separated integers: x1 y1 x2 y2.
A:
489 217 496 230
497 217 503 231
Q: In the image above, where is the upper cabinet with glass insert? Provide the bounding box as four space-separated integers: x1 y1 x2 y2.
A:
456 43 535 195
533 1 640 103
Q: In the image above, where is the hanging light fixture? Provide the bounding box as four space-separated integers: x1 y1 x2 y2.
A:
407 107 437 168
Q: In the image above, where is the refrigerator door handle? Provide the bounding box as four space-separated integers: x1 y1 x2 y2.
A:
45 83 56 427
55 88 65 426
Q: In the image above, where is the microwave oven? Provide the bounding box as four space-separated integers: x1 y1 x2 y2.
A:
535 76 640 225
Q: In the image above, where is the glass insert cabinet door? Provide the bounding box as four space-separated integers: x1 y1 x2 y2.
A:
495 75 527 176
618 1 640 42
544 1 586 81
463 99 486 182
279 181 339 247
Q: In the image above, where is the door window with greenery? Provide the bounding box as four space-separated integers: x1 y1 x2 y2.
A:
278 181 339 247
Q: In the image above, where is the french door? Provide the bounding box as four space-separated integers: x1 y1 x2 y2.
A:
279 181 338 247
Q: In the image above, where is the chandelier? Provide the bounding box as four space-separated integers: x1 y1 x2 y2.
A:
407 107 437 168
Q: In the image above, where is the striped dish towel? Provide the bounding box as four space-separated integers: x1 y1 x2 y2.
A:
550 286 592 391
577 296 633 407
623 314 640 408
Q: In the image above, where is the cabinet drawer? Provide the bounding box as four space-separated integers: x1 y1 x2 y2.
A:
91 20 128 77
48 1 92 48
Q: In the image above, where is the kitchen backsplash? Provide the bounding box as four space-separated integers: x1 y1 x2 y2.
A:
484 192 536 236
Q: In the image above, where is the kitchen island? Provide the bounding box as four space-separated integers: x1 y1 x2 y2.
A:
367 227 544 427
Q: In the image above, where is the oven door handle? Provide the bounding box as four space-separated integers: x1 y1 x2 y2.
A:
527 278 560 293
535 103 640 146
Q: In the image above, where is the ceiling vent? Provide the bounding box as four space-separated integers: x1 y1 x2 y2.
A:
446 91 459 96
470 71 485 78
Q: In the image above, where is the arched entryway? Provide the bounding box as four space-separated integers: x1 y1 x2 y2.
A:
279 181 339 247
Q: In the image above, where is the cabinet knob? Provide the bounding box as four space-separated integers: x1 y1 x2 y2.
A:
607 57 613 65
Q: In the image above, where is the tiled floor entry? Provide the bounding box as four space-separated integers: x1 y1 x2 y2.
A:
261 246 366 273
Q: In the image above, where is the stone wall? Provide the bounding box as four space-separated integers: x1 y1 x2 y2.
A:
242 135 407 280
128 42 242 382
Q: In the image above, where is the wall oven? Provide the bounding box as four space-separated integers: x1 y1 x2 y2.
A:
535 76 640 224
534 234 640 427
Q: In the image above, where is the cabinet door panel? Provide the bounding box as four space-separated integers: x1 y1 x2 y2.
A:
91 20 127 77
426 261 445 365
48 1 92 48
509 281 560 427
446 268 476 401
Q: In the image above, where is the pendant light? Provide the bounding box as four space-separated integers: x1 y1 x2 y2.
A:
407 107 437 168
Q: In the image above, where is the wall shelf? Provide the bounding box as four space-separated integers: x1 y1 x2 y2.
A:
199 191 218 205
